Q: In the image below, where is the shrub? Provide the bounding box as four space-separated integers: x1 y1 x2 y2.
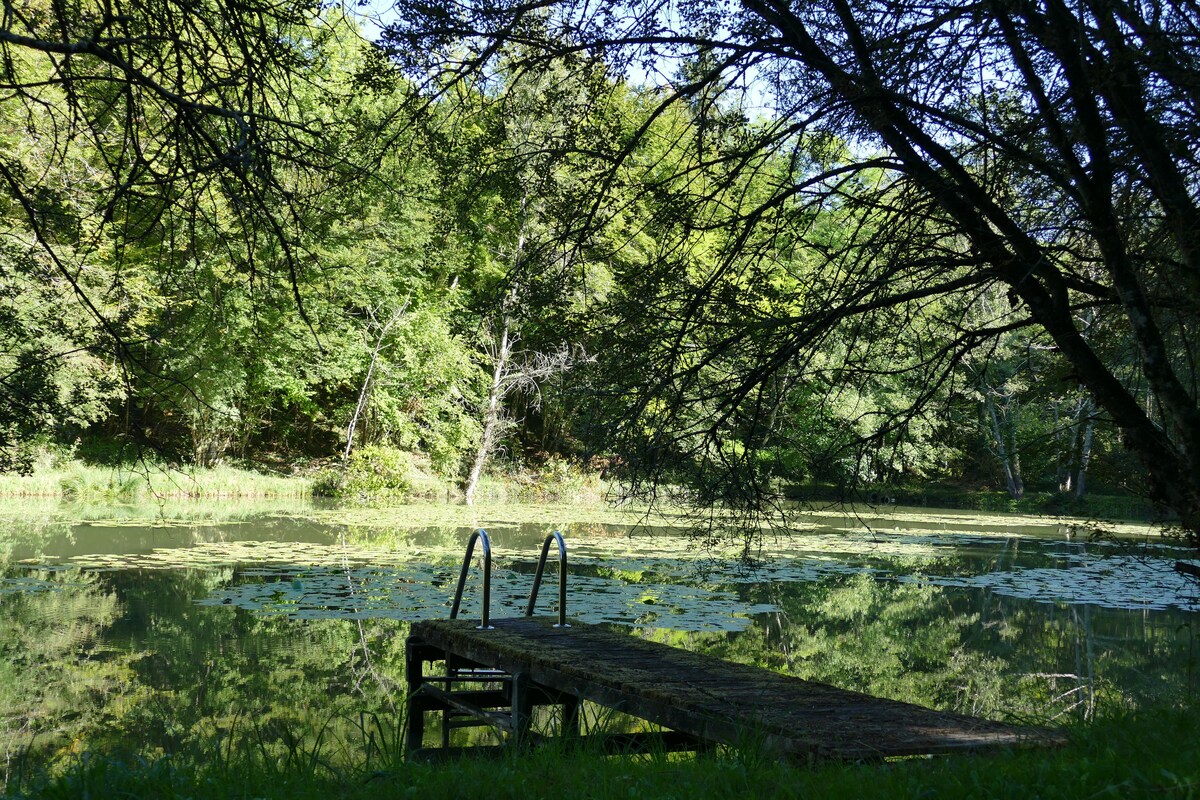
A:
312 446 420 499
528 456 602 503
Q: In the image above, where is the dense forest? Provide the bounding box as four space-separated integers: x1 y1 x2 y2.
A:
0 0 1195 530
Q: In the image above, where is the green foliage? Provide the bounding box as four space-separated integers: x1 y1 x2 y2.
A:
0 0 1171 526
313 446 420 499
0 239 124 473
381 0 1200 536
364 306 483 476
503 456 605 504
5 708 1200 799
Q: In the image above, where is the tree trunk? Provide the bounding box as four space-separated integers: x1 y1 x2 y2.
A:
985 391 1021 499
744 0 1200 538
344 370 375 466
1052 397 1068 492
342 303 408 480
1058 394 1087 493
1011 447 1025 500
1075 400 1096 500
464 317 513 506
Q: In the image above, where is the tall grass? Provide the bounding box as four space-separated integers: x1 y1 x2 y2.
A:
0 471 63 497
0 462 312 500
5 706 1198 799
472 457 608 506
0 458 607 505
311 449 609 506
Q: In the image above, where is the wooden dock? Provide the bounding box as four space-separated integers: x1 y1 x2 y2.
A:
405 617 1066 761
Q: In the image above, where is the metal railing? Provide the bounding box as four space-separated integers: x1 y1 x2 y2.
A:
449 528 493 629
525 531 569 627
448 528 570 630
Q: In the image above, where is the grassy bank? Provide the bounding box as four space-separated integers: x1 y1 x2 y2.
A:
312 448 608 506
0 462 313 500
0 456 1164 524
0 452 608 505
5 708 1197 799
787 483 1164 523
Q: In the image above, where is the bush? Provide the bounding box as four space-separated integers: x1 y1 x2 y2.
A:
527 456 603 503
312 446 419 500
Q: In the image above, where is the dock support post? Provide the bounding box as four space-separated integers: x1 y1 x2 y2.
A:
561 695 581 740
404 638 426 754
510 672 534 745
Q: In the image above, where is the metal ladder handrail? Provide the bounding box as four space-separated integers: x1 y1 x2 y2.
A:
525 531 569 628
449 528 493 630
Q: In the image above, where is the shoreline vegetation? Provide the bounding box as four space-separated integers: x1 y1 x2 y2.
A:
0 450 609 506
0 454 1164 525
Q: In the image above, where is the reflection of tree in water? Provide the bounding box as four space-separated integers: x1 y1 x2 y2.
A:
5 515 1195 775
0 563 410 780
103 569 409 754
681 575 1196 723
0 515 76 563
0 567 133 776
703 575 1013 717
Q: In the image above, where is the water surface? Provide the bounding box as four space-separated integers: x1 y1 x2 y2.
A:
1 499 1195 775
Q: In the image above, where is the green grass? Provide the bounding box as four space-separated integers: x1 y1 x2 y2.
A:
310 449 610 506
0 470 64 497
0 461 312 500
0 460 607 505
787 483 1164 523
5 708 1198 799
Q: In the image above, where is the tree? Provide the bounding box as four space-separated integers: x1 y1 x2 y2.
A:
416 59 617 502
0 0 393 466
385 0 1200 541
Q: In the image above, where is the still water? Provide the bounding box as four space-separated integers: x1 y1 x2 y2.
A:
1 499 1196 773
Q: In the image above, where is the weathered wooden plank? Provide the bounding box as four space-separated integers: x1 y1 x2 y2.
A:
409 617 1067 761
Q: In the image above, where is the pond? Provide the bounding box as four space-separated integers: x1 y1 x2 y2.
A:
1 498 1196 776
